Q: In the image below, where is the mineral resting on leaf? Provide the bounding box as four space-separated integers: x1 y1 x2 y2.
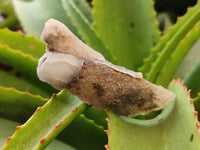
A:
37 19 175 117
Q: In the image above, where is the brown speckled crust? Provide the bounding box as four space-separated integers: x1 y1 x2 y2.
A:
41 19 104 60
65 59 174 117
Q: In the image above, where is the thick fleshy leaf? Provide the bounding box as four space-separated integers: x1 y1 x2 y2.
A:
0 86 48 123
58 114 107 150
0 68 50 98
0 0 14 15
0 29 45 59
1 89 87 150
0 86 107 150
84 107 108 129
140 3 200 77
0 117 76 150
0 15 19 29
0 45 56 97
93 0 159 70
140 2 200 83
73 0 93 24
58 115 107 150
0 29 56 97
175 38 200 79
12 0 78 38
61 0 115 63
184 62 200 98
193 94 200 120
107 80 200 150
0 0 19 29
175 39 200 79
0 44 37 79
155 22 200 87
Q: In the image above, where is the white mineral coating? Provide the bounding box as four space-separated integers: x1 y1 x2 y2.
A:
37 52 83 89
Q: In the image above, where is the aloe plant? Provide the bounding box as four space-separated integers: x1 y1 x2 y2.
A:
0 0 200 149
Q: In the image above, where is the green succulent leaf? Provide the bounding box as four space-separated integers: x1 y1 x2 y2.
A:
0 0 15 15
185 62 200 98
0 117 19 147
0 68 50 98
0 86 107 150
1 89 88 150
193 94 200 120
139 3 200 76
0 15 19 29
0 86 48 123
84 107 108 129
0 44 37 75
12 0 78 38
0 45 56 97
73 0 93 24
140 2 200 83
0 29 45 59
1 0 200 150
0 117 76 150
61 0 115 63
175 38 200 79
107 80 200 150
0 0 19 29
58 114 107 150
0 29 56 97
155 22 200 87
93 0 159 70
